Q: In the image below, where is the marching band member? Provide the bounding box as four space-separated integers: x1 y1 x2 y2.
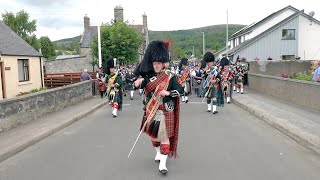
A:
219 57 232 103
125 67 136 100
105 58 123 118
178 58 191 103
202 52 223 114
134 41 183 174
236 64 246 94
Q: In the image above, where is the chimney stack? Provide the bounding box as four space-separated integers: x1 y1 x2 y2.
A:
84 14 90 30
114 6 124 23
143 13 148 27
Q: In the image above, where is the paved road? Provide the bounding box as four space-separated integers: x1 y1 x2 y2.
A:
0 94 320 180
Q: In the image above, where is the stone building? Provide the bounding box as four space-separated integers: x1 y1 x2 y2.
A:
79 5 149 63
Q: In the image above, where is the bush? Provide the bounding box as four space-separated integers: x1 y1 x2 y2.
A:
291 71 313 81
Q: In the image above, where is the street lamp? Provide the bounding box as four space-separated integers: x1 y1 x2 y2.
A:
201 32 205 56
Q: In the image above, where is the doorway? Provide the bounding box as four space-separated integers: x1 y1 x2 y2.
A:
0 62 6 99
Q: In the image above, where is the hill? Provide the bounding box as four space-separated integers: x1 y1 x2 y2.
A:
53 35 81 55
149 24 245 59
53 24 245 59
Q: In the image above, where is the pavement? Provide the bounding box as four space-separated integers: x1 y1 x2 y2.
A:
232 88 320 155
1 94 320 180
0 96 106 163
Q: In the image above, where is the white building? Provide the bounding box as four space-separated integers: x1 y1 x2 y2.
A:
216 6 320 62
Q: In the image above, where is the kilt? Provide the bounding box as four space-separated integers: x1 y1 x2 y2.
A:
108 90 123 110
126 82 134 91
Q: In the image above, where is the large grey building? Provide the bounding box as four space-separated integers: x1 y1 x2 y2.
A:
79 6 149 63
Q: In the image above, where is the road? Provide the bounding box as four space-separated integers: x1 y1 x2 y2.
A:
0 94 320 180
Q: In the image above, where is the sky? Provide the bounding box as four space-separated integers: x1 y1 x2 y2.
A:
0 0 319 41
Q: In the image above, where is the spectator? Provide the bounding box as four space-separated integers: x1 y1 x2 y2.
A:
312 61 320 82
81 69 91 81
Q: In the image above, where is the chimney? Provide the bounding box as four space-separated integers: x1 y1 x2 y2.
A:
143 13 148 27
84 14 90 30
114 6 124 23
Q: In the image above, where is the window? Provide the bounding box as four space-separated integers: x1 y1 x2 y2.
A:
282 29 295 40
18 59 29 82
282 55 295 60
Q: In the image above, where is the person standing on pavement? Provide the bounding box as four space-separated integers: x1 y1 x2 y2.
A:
134 40 183 175
96 67 106 98
80 69 91 81
313 61 320 82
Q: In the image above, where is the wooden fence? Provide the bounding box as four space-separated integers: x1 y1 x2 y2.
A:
44 72 96 89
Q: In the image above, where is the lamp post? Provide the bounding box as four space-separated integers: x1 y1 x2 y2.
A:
201 32 205 56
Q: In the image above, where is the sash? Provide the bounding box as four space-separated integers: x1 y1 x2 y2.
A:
144 71 171 129
178 70 189 84
107 73 117 93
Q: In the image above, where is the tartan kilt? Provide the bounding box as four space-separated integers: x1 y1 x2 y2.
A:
236 76 244 84
205 86 218 99
108 90 123 110
158 104 175 138
140 104 175 138
126 82 134 91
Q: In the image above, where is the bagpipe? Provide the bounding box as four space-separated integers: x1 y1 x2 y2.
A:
203 66 220 89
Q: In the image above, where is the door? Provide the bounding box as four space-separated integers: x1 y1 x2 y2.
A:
0 62 6 99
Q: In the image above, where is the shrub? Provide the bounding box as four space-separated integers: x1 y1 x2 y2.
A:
291 71 313 81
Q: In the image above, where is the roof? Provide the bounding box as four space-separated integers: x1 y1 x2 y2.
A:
80 26 98 48
80 24 145 48
230 5 299 39
0 20 41 57
226 10 304 56
56 54 80 60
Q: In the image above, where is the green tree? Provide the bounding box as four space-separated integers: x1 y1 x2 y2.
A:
90 21 143 65
39 36 55 59
1 10 40 50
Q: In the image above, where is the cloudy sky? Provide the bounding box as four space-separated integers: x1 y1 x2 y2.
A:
0 0 319 41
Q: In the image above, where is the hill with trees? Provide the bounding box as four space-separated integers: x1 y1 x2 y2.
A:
53 24 245 60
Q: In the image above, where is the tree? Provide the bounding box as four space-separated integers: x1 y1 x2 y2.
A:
90 21 143 65
1 10 39 50
39 36 55 59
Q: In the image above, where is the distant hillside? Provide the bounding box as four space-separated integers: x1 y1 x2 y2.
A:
149 24 245 59
53 24 245 59
53 35 81 55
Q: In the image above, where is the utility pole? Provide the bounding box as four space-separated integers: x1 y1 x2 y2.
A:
96 0 102 68
201 32 205 56
226 10 229 59
192 46 195 58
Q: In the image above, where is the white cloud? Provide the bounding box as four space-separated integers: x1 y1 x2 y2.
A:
1 0 320 40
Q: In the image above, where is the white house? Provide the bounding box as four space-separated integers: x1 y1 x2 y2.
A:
216 5 320 62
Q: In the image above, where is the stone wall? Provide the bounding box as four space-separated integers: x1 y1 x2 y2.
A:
44 55 98 73
0 81 93 132
249 60 311 77
248 73 320 111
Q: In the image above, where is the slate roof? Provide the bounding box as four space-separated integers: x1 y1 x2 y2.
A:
230 5 299 39
80 26 98 48
225 10 304 56
0 20 41 57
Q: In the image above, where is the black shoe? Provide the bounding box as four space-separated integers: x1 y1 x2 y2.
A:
124 94 126 97
227 101 231 104
185 100 188 103
159 169 168 175
213 111 218 114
